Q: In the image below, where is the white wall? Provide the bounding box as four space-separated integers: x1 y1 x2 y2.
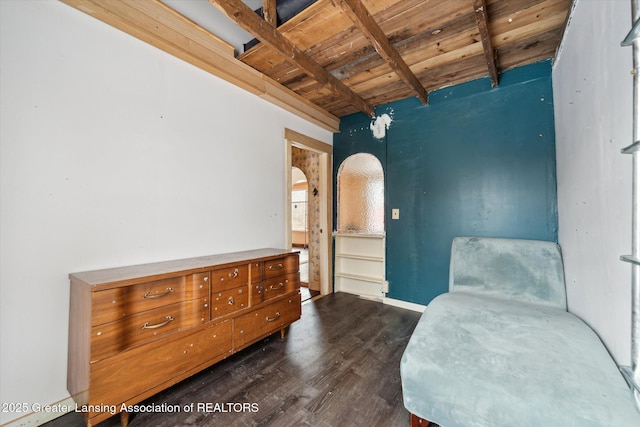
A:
553 0 633 365
0 1 332 424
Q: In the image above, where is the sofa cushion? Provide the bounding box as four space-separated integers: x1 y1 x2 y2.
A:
400 292 640 427
450 237 566 309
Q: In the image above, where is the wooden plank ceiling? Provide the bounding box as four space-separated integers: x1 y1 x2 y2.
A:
228 0 572 118
61 0 572 126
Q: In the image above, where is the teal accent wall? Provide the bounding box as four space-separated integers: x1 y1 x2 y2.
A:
333 60 558 306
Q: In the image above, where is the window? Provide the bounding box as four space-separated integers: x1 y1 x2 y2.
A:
337 153 384 234
291 189 308 232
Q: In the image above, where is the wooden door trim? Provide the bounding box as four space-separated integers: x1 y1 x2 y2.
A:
284 128 332 296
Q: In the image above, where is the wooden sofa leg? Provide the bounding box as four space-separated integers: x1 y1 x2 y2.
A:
120 410 129 427
410 413 430 427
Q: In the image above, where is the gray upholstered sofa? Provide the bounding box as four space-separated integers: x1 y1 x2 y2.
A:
400 237 640 426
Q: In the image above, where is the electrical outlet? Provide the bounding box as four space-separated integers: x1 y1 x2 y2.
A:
392 208 400 219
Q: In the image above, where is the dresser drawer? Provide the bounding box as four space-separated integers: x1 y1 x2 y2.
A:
91 273 210 326
89 320 233 413
211 286 248 319
233 294 301 349
211 264 248 291
91 298 209 361
263 254 299 280
263 272 299 301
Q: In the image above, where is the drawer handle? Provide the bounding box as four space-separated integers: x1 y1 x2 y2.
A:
141 316 174 330
269 282 285 290
266 312 281 322
268 264 284 271
228 296 235 305
143 287 174 299
228 269 238 279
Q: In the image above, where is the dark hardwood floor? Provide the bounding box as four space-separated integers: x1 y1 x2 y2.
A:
47 293 421 427
299 285 320 302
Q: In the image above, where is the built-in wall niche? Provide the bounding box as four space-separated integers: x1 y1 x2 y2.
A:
334 153 386 299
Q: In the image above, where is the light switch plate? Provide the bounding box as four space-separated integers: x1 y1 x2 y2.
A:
392 208 400 219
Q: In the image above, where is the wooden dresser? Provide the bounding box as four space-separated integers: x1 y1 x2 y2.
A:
67 248 301 426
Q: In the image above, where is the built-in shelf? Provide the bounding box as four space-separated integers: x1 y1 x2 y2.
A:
622 17 640 46
333 232 385 238
621 255 640 266
620 16 640 414
621 140 640 154
334 272 385 283
335 252 384 262
334 233 386 298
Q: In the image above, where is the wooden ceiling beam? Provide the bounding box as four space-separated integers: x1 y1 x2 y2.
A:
209 0 375 117
332 0 429 105
473 0 499 87
263 0 277 27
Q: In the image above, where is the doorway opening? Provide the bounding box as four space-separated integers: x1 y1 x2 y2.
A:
291 166 318 302
285 128 332 299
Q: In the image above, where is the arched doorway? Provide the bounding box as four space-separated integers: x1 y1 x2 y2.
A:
291 167 309 249
291 167 319 302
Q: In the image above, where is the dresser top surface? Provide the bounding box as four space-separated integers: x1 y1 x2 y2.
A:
70 248 298 288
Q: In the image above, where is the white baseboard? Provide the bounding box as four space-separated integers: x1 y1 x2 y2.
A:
334 290 426 313
382 296 426 313
1 396 75 427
